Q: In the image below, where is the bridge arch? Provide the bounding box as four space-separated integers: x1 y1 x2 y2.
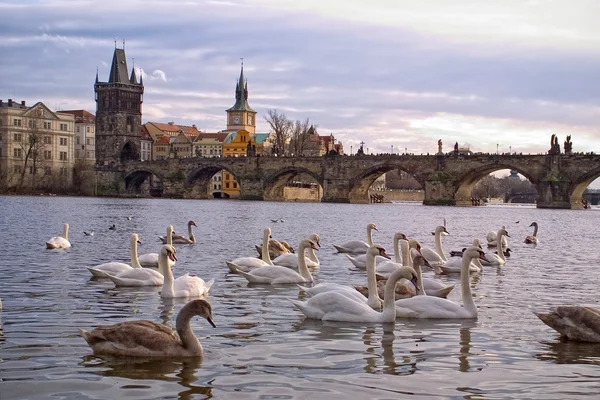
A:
569 162 600 208
454 163 539 206
263 167 323 201
186 164 241 199
124 168 164 196
349 162 425 203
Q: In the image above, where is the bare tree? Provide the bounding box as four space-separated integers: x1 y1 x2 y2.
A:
15 122 48 192
288 119 315 156
264 109 292 156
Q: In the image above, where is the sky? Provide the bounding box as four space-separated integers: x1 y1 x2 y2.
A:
1 0 599 162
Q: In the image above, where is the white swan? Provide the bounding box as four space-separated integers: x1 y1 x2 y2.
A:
346 232 405 269
298 243 392 309
394 246 488 319
158 245 214 298
170 220 197 245
158 225 177 245
420 225 448 266
401 241 455 298
46 223 71 249
535 306 600 342
524 222 540 244
272 233 321 269
481 228 510 266
236 239 318 284
434 238 483 274
103 235 164 287
78 299 216 357
290 244 419 323
486 225 508 247
225 227 272 273
86 234 143 278
332 223 377 254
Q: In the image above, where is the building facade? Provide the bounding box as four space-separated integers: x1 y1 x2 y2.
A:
0 99 75 190
140 125 153 161
94 46 144 165
61 110 96 166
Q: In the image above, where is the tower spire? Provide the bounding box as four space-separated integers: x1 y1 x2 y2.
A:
226 59 255 112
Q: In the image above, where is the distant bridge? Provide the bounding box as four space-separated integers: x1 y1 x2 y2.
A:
94 152 600 209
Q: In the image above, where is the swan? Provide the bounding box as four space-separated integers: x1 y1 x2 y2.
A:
486 225 508 247
346 232 406 269
78 299 216 357
495 248 512 257
535 306 600 342
46 223 71 249
481 228 510 266
399 241 455 298
420 225 449 266
226 227 272 273
139 227 176 269
158 245 214 298
255 238 294 259
235 239 318 284
272 233 321 269
434 238 484 274
103 236 165 287
290 245 419 323
394 246 488 319
332 223 377 254
170 220 197 245
158 225 177 244
86 233 142 278
300 244 393 309
524 222 540 244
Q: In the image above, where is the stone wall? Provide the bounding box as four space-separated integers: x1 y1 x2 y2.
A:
368 189 424 202
284 186 323 202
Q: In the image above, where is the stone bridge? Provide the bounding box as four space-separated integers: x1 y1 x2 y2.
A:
94 152 600 209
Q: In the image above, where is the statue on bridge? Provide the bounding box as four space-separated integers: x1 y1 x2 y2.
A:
549 134 561 155
357 141 365 156
564 135 573 155
438 139 443 154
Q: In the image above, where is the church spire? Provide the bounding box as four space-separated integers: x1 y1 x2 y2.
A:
226 60 255 112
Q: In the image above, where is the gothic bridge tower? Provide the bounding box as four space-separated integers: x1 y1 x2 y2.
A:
94 43 144 165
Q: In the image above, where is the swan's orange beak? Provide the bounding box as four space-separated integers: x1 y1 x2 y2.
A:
378 248 391 259
169 252 177 262
478 252 488 263
311 242 319 251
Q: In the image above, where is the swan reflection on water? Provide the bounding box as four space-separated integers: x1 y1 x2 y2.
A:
536 340 600 366
80 355 211 398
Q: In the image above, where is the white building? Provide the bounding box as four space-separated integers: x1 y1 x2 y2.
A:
60 109 95 166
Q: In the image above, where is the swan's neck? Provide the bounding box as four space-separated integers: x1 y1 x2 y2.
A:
166 228 173 246
460 254 477 316
131 239 142 268
297 243 313 282
366 250 382 309
262 232 273 265
188 224 195 241
307 247 319 264
175 310 202 354
393 237 401 263
497 232 506 262
367 226 374 246
401 240 411 267
435 230 447 261
62 224 69 241
413 264 426 296
532 224 538 237
381 270 402 322
159 254 175 298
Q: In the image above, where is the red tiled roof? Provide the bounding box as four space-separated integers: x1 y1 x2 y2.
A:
195 132 229 142
156 136 171 145
60 109 95 123
147 121 199 136
140 125 153 141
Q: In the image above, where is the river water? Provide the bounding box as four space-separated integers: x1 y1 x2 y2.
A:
0 196 599 399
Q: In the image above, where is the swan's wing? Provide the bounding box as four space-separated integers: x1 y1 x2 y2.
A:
421 247 445 264
376 261 402 275
291 291 376 321
105 269 163 286
395 296 464 319
80 320 180 351
272 253 298 268
536 306 600 342
230 257 270 268
247 266 300 280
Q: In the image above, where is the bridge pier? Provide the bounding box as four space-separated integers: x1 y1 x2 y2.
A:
423 177 457 206
322 179 351 203
536 179 575 209
239 175 264 201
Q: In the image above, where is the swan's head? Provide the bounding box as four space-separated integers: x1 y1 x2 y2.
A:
131 233 141 245
529 222 537 227
161 245 177 262
412 254 432 269
302 239 319 251
408 239 422 255
394 232 408 242
185 299 216 328
465 246 488 263
188 220 197 227
367 223 377 231
264 227 272 238
472 238 483 248
436 225 449 235
391 266 419 293
307 233 321 248
368 244 390 259
498 228 510 238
